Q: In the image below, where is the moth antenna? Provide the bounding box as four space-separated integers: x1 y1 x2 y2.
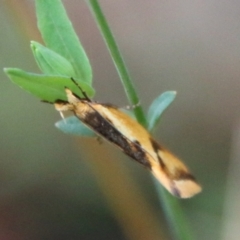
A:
41 100 54 104
70 77 91 101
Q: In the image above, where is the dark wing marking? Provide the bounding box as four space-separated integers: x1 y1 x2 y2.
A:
149 137 196 181
75 102 152 169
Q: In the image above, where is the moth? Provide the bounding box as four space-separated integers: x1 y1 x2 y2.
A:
54 81 202 198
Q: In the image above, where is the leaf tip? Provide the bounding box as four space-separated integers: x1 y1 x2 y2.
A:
3 67 13 76
3 67 9 73
54 120 61 128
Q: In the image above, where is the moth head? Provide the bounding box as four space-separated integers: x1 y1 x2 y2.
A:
54 100 74 112
65 88 81 104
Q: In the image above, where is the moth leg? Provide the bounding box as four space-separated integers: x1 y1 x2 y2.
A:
59 111 67 123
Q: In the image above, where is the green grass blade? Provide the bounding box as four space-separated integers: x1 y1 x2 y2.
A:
87 0 147 127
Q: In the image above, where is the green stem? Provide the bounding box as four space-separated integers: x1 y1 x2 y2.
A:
86 1 193 239
153 179 193 240
86 0 147 127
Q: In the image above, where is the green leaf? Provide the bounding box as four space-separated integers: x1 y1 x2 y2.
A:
31 41 76 77
147 91 176 131
55 116 95 137
4 68 95 102
35 0 92 84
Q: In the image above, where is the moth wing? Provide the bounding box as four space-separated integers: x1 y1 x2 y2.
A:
55 91 201 198
151 148 202 198
87 105 201 198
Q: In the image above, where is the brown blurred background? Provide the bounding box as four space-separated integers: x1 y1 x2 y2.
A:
1 0 240 239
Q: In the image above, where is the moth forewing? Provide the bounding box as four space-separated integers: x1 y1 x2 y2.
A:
54 88 202 198
93 106 159 160
152 149 202 198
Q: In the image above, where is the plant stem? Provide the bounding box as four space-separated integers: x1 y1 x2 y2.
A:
86 1 193 239
154 179 193 240
86 0 147 127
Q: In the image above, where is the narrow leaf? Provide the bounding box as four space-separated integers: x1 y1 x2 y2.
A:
4 68 95 102
35 0 92 84
55 116 95 137
31 41 76 77
147 91 176 131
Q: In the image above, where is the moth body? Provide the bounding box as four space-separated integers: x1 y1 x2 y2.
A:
55 88 202 198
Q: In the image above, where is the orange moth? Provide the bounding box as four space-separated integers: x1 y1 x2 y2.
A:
54 82 202 198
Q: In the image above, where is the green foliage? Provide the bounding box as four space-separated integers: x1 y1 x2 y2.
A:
31 41 76 77
86 0 147 127
5 68 94 102
5 0 95 135
55 116 95 136
35 0 92 83
147 91 176 131
5 0 93 104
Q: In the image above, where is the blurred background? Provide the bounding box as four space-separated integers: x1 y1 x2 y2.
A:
1 0 240 239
